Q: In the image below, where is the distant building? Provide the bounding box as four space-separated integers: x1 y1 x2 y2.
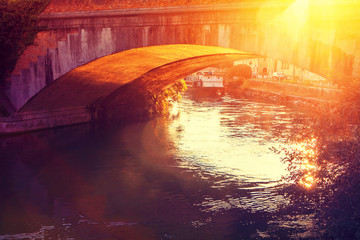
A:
233 58 326 83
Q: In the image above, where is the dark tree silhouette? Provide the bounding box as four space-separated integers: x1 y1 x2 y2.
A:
0 0 50 84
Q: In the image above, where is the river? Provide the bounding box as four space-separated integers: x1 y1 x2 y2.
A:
0 90 355 239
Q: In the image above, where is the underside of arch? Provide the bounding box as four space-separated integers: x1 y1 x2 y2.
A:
19 44 260 116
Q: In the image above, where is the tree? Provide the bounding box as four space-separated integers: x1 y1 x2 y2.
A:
227 64 252 79
0 0 50 84
224 64 252 88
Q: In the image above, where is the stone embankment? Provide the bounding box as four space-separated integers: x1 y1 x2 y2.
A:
227 79 343 113
0 107 91 135
246 79 341 102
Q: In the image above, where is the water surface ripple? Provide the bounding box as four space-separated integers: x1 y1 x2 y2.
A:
0 92 318 239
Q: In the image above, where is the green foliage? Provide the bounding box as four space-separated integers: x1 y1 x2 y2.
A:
332 79 360 123
267 73 360 237
224 64 252 88
225 64 252 80
275 106 360 238
150 79 187 116
0 0 50 83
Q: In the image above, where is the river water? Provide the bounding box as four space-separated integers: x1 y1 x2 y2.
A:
0 91 343 239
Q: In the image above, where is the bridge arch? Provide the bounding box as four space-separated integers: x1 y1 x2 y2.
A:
19 44 259 121
7 1 360 112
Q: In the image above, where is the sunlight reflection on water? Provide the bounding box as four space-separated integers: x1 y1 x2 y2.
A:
169 94 290 183
164 92 308 214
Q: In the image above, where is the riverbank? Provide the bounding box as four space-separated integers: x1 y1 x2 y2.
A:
245 79 341 102
0 80 343 135
227 79 342 115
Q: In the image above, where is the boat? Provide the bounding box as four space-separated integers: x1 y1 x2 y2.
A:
185 70 225 96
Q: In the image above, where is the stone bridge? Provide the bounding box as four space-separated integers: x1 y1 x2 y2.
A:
1 0 360 132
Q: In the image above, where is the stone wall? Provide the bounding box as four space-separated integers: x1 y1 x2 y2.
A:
0 107 90 134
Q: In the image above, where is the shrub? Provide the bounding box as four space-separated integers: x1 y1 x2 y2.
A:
149 79 187 116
